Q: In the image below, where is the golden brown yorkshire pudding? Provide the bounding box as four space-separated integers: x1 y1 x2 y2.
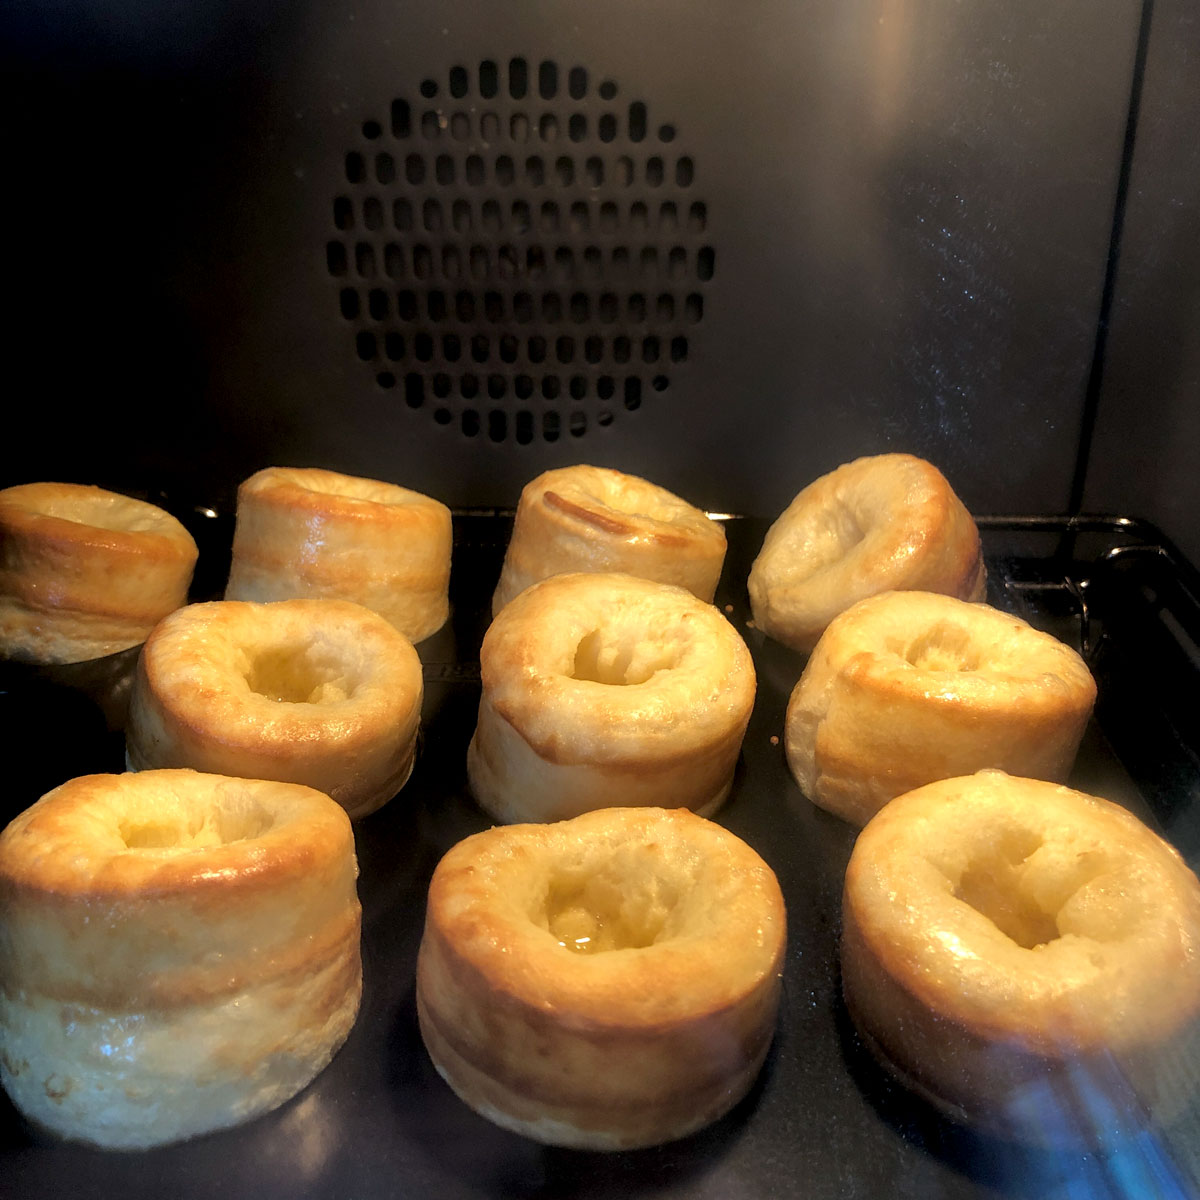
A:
468 572 755 823
417 806 786 1150
225 466 452 644
126 598 423 818
785 590 1096 826
491 465 726 615
0 482 198 664
748 453 985 652
842 771 1200 1146
0 770 361 1149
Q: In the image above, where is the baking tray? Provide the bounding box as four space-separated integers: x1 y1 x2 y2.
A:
3 511 1200 1199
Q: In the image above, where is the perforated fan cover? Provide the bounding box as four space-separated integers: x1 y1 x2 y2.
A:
327 57 714 444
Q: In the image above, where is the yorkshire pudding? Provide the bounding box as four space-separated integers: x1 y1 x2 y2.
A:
417 806 786 1149
842 771 1200 1145
126 598 423 818
0 769 361 1149
0 482 197 664
749 454 985 652
468 572 755 823
786 590 1095 826
225 466 452 644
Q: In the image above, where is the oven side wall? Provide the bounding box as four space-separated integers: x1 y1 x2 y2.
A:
1083 0 1200 566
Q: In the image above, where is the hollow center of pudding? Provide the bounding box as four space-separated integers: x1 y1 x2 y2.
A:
39 493 166 534
590 477 685 525
245 642 356 703
831 501 866 551
903 621 981 672
119 798 275 850
539 851 685 954
953 830 1060 949
571 628 681 686
297 472 404 506
794 502 865 580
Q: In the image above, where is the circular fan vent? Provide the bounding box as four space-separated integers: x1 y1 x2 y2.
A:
327 59 714 443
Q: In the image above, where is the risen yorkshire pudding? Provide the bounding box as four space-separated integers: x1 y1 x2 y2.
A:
0 482 198 664
417 806 786 1150
748 453 985 652
468 572 755 823
225 466 452 644
126 599 423 818
491 465 726 615
0 770 361 1149
842 771 1200 1145
786 590 1096 826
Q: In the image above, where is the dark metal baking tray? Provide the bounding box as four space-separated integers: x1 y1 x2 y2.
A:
3 511 1199 1199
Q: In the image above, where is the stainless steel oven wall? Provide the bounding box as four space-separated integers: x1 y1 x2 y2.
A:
1084 0 1200 567
3 0 1140 521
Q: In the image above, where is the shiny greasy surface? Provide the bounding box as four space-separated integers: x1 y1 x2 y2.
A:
0 483 199 664
0 770 361 1148
748 454 986 653
468 572 755 822
416 807 786 1149
126 598 423 818
225 467 452 644
842 771 1200 1143
786 591 1097 826
492 466 727 614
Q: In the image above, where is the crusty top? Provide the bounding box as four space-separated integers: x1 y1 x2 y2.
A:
129 598 423 763
530 465 724 548
480 572 755 765
493 465 726 613
845 771 1200 1051
0 769 350 896
795 590 1096 728
0 482 197 551
423 806 786 1026
237 466 450 533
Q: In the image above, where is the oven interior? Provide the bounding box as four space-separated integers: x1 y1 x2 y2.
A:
2 1 1199 1195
